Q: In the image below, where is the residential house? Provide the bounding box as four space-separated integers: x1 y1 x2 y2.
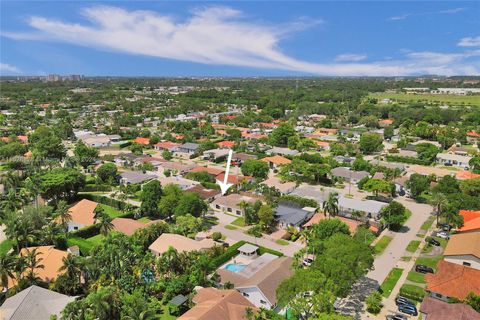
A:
436 153 472 169
274 202 316 230
406 165 455 178
80 134 111 148
67 199 98 232
154 141 180 152
217 254 293 310
458 210 480 233
6 246 68 289
265 147 299 157
177 142 200 154
159 176 200 190
111 218 163 236
443 232 480 270
203 148 230 162
467 131 480 144
211 193 258 216
189 166 225 178
419 296 480 320
215 173 253 186
133 137 150 145
148 233 216 256
217 140 235 149
303 213 363 234
0 285 76 320
378 119 394 127
261 176 296 195
456 171 480 180
178 288 256 320
119 171 156 185
330 167 370 184
186 185 221 202
232 153 256 166
157 161 197 176
425 260 480 301
261 155 291 170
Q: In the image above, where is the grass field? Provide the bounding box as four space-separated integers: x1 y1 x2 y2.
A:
225 225 237 230
67 236 95 255
406 240 421 253
380 268 404 298
407 271 426 284
369 92 480 106
0 239 13 255
99 204 123 219
416 255 443 270
276 239 289 246
374 236 393 255
87 234 105 246
420 216 435 231
231 217 246 227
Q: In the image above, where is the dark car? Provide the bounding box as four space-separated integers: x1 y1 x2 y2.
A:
427 237 440 246
438 223 452 231
398 304 418 316
415 264 434 273
395 296 414 308
386 314 407 320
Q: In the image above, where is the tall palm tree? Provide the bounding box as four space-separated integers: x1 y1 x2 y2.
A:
59 254 83 293
24 248 44 285
55 200 72 231
95 209 114 236
0 252 17 290
429 192 447 227
322 192 339 219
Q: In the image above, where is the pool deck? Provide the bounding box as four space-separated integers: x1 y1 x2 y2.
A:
219 253 278 278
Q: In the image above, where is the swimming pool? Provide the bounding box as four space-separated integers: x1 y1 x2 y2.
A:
224 263 247 273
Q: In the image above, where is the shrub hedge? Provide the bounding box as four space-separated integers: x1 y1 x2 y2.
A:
81 184 113 192
386 155 431 166
399 284 425 302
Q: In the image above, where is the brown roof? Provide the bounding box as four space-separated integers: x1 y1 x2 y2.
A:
190 166 225 176
218 257 293 305
303 213 362 234
68 199 98 227
178 288 255 320
7 246 68 289
420 297 480 320
186 185 221 199
444 231 480 258
148 233 216 255
111 218 163 236
261 155 292 165
426 260 480 299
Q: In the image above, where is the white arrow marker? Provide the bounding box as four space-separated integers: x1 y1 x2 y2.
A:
216 149 234 195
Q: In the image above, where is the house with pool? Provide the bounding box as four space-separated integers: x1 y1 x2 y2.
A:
216 243 293 310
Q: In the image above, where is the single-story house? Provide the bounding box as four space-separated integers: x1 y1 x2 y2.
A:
217 254 293 310
425 260 480 301
436 153 472 169
178 288 256 320
111 218 163 236
157 161 197 176
303 213 363 234
186 185 221 202
274 202 316 230
466 130 480 144
177 142 200 154
215 173 253 186
154 141 180 152
67 199 98 232
261 176 296 195
232 153 256 166
149 233 216 256
159 176 200 190
189 166 225 177
133 137 150 145
419 296 480 320
261 155 292 170
217 140 235 149
211 193 258 216
203 148 230 161
80 134 111 148
458 210 480 233
265 147 299 157
0 285 76 320
444 232 480 270
330 167 369 184
119 171 156 185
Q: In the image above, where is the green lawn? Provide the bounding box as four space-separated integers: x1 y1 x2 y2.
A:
231 217 246 227
159 306 176 320
407 271 426 284
416 255 443 270
0 239 13 255
374 236 393 255
67 237 95 255
380 268 404 298
420 217 435 231
406 240 421 253
87 234 105 246
276 239 289 246
225 225 237 230
99 204 123 218
369 92 480 106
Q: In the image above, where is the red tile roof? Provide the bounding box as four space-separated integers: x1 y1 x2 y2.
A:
420 296 480 320
467 131 480 137
154 141 180 150
134 137 150 145
261 155 292 165
459 210 480 233
215 173 252 185
456 171 480 180
217 141 235 148
425 260 480 300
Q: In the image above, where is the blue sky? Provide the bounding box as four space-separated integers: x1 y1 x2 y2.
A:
1 1 479 76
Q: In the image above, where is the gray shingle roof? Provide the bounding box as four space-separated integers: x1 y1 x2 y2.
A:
0 285 76 320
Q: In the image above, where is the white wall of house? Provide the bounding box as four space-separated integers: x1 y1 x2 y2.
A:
237 286 274 309
444 255 480 270
67 221 86 232
210 203 243 216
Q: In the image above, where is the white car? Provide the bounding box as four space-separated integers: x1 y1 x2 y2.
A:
436 231 450 239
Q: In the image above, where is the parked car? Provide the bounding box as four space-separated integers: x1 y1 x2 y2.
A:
398 304 418 316
435 231 450 239
438 223 452 231
386 314 407 320
415 264 434 273
427 237 440 246
395 296 414 308
302 258 314 267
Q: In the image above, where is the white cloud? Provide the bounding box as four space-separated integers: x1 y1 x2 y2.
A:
388 7 464 21
0 63 21 74
334 54 367 62
2 6 479 76
458 36 480 47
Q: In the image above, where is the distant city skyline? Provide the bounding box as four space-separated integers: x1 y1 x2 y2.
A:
1 1 479 76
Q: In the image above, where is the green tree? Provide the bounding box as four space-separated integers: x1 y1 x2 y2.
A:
429 192 448 227
322 192 339 219
73 140 99 169
162 150 172 160
269 123 295 147
381 201 407 230
29 125 66 160
359 133 383 154
97 163 118 183
365 292 382 314
241 159 270 179
140 180 163 217
38 168 86 202
465 292 480 313
0 252 17 290
406 173 430 200
174 192 208 218
352 156 371 172
470 156 480 173
363 179 393 197
257 204 275 231
460 178 480 197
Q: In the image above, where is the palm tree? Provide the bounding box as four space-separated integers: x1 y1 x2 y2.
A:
59 254 83 293
429 192 447 227
55 200 72 231
351 210 365 221
322 192 339 219
24 248 44 285
98 215 114 236
0 252 17 290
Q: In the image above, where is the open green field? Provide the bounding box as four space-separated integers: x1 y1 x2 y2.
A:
374 235 393 255
380 268 404 298
369 92 480 106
